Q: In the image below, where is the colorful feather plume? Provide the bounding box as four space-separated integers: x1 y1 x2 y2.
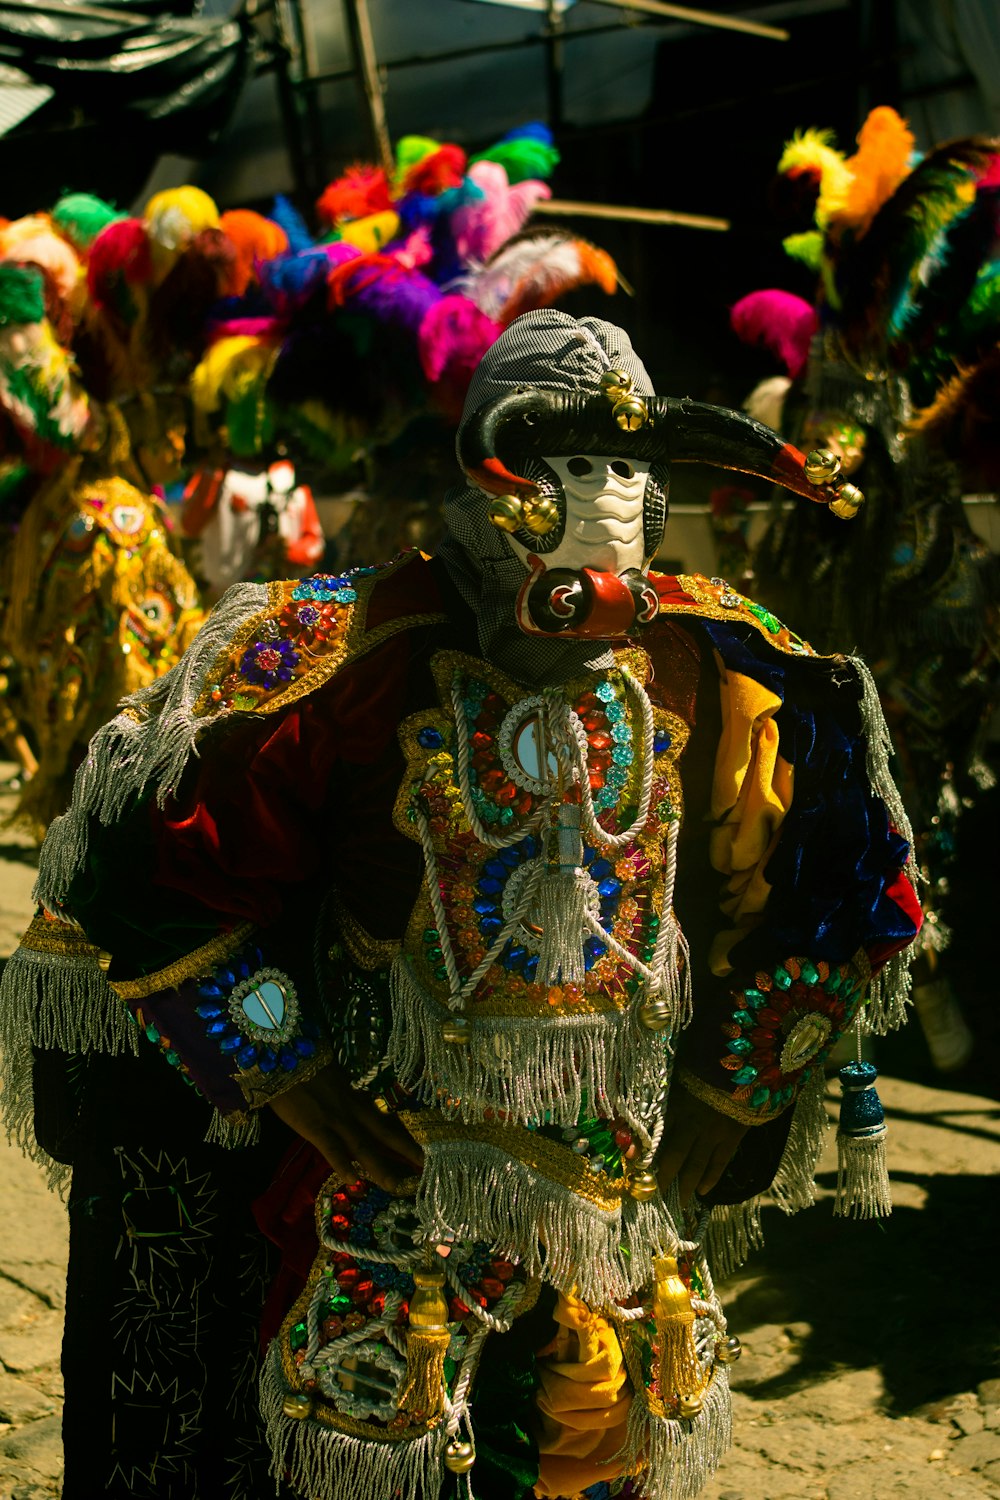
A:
316 166 392 230
778 128 852 230
730 290 818 379
218 210 290 296
455 230 617 326
830 106 915 239
471 123 560 184
450 161 551 266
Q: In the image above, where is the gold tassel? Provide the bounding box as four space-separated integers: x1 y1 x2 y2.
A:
398 1262 451 1421
652 1255 707 1416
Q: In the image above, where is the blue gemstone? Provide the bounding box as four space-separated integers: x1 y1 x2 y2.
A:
198 982 224 999
654 730 672 753
417 727 443 749
219 1034 244 1053
584 936 606 959
473 897 497 915
258 1050 279 1074
236 1044 258 1069
217 968 236 988
293 1037 317 1058
507 945 527 966
480 916 502 937
484 859 508 879
582 845 595 864
523 955 539 981
478 877 503 897
590 858 613 881
499 846 521 867
597 877 621 899
205 1020 229 1036
195 1003 223 1019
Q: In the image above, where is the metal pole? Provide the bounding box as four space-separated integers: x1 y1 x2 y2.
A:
583 0 788 41
343 0 393 175
536 198 730 231
545 0 564 137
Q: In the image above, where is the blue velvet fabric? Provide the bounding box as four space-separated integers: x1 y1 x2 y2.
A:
701 621 919 972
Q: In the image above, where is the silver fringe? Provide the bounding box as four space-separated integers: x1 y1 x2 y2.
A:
704 1200 763 1284
414 1136 678 1305
704 1070 828 1281
619 1367 732 1500
34 581 268 911
204 1110 262 1150
0 940 138 1184
260 1342 448 1500
849 654 917 1035
388 957 664 1128
834 1131 892 1220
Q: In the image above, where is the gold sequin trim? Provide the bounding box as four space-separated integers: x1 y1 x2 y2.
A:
655 573 826 659
401 1110 627 1211
109 922 255 1000
193 553 447 719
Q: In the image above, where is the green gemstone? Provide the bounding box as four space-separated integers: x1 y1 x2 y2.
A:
750 1085 771 1109
728 1037 753 1056
800 961 819 986
330 1294 351 1313
648 915 660 931
433 965 448 981
428 947 443 962
743 988 764 1009
423 929 439 943
732 1010 754 1028
732 1065 757 1084
825 972 842 993
145 1024 160 1044
290 1321 308 1351
165 1050 181 1067
498 807 514 826
772 966 792 990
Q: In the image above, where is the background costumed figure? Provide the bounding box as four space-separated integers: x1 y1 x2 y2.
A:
0 313 919 1499
730 106 1000 1073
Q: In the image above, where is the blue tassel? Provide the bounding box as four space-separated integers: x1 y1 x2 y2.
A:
834 1060 892 1219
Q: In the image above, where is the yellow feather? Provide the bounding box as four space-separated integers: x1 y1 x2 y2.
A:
778 128 853 229
190 337 272 413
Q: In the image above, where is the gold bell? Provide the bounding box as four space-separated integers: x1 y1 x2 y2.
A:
804 448 842 484
828 482 864 520
441 1015 471 1045
282 1392 313 1420
599 367 633 400
638 994 672 1032
522 495 559 536
628 1169 659 1201
444 1438 476 1474
677 1392 704 1420
613 394 648 432
715 1334 742 1364
488 495 525 532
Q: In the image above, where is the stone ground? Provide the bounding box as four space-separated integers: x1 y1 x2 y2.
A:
0 770 996 1498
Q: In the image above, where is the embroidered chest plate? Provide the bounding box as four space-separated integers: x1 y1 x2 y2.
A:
394 649 688 1024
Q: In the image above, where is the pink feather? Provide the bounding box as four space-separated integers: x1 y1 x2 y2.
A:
418 294 500 406
730 289 818 379
450 161 551 266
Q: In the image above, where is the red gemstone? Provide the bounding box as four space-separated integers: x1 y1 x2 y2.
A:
450 1296 470 1318
480 768 505 792
582 713 604 732
757 1008 782 1028
351 1279 374 1304
588 731 613 750
479 1276 505 1300
496 782 517 804
331 1252 355 1270
491 1260 515 1282
345 1180 367 1200
368 1291 386 1317
472 752 492 771
589 771 606 789
471 731 492 750
395 1301 409 1325
330 1192 350 1212
329 1215 350 1238
515 793 533 815
337 1268 360 1288
751 1027 777 1046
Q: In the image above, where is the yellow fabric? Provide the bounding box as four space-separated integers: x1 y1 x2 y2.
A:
708 653 793 975
533 1291 632 1499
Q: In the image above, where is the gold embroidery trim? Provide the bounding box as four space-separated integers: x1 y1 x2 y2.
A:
655 572 825 659
334 900 401 971
401 1110 626 1211
109 922 255 1000
675 1065 792 1126
18 913 108 965
237 1039 333 1110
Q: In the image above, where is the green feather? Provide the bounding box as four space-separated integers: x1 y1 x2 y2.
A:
782 231 823 270
0 265 45 327
51 193 123 250
471 138 559 184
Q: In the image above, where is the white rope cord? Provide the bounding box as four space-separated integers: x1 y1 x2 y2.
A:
444 1282 529 1440
301 1289 405 1377
415 810 547 1011
564 666 657 852
442 1267 524 1334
